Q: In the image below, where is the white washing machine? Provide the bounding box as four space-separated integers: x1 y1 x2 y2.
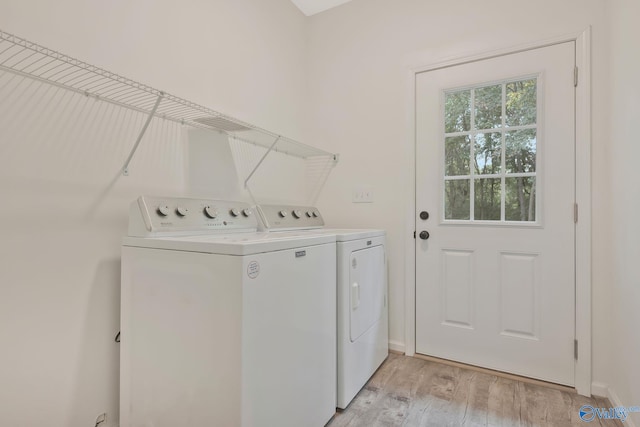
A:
120 196 337 427
256 205 389 409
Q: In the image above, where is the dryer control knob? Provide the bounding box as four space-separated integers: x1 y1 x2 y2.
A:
204 206 218 219
230 208 240 217
176 206 189 217
292 210 302 219
278 210 288 218
157 205 170 216
242 208 253 217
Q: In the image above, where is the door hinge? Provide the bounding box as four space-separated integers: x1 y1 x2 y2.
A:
574 66 579 87
574 339 578 360
574 203 578 223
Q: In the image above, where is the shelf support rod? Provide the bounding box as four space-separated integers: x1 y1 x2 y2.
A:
243 135 280 228
243 135 281 189
122 92 164 176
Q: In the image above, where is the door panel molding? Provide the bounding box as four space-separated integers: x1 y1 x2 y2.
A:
404 28 591 396
498 251 540 340
441 249 475 329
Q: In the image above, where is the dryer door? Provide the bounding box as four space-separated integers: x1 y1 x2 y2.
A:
349 245 385 342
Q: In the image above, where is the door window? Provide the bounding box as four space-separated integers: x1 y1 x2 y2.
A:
443 77 538 222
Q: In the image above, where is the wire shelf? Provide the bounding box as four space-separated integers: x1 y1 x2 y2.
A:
0 29 337 161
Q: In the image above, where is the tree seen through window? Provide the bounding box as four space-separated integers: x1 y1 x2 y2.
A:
443 78 537 222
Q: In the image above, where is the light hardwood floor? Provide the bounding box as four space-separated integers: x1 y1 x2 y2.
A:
328 354 622 427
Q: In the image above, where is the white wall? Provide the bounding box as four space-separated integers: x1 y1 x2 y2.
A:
0 1 307 426
306 0 612 386
607 0 640 423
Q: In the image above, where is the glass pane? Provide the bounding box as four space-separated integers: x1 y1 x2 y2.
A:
506 79 537 126
505 129 536 173
445 135 470 176
444 90 471 133
444 180 470 220
474 84 502 130
474 133 501 175
474 178 501 221
505 177 536 221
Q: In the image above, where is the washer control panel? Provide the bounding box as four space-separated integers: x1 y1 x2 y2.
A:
128 196 258 237
257 204 324 230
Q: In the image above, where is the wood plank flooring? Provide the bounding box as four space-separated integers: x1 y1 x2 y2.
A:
327 354 622 427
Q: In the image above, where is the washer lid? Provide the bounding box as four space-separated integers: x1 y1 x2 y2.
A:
122 231 336 255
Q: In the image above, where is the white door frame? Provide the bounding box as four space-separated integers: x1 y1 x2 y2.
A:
404 28 592 396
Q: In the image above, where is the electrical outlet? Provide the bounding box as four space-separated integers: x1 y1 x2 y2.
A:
352 187 374 203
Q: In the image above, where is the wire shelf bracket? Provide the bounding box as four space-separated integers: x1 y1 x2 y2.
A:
122 92 164 176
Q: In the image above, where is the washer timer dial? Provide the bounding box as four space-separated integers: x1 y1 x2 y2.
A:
157 205 170 216
204 206 218 219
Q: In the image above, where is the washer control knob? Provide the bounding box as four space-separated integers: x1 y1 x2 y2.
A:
278 210 288 218
312 211 319 218
229 208 240 217
242 208 253 217
204 206 218 219
176 206 189 217
292 210 302 219
306 211 313 218
157 205 170 216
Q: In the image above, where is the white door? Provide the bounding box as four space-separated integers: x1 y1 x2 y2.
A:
415 42 576 386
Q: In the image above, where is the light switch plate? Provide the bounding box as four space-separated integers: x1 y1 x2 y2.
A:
352 187 373 203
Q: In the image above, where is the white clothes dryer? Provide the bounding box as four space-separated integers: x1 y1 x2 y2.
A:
256 205 389 409
120 196 337 427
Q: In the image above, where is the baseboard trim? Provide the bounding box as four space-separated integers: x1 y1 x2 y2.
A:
591 382 638 427
591 381 610 398
388 340 405 354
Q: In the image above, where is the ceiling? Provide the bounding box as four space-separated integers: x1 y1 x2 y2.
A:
290 0 354 16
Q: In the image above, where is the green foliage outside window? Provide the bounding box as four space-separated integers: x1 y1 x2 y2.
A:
443 78 537 222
